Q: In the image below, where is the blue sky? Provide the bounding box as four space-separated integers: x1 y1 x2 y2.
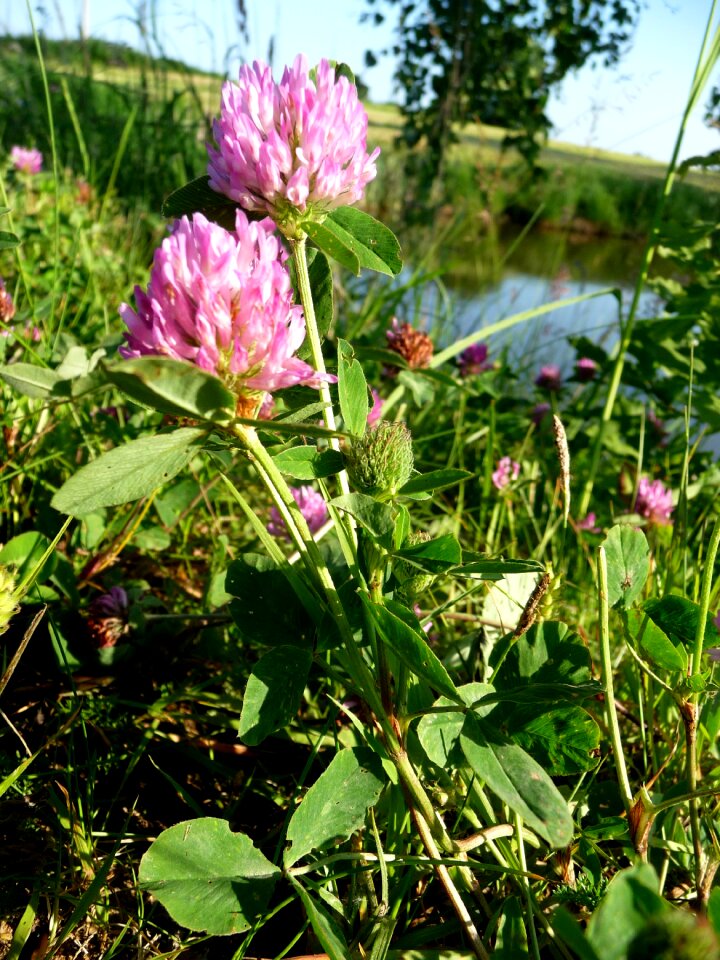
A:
1 0 718 163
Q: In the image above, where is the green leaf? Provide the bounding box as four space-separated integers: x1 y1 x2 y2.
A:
272 445 344 480
51 428 208 516
505 705 601 775
708 886 720 938
399 469 473 496
361 596 458 700
288 878 350 960
453 554 545 579
552 908 602 960
337 338 369 436
325 207 402 276
239 646 312 746
0 229 20 250
393 534 462 573
296 250 333 360
302 219 360 274
627 609 687 673
398 369 435 406
161 175 240 229
226 554 314 647
490 621 592 689
103 357 235 423
285 747 386 867
138 817 280 935
0 363 61 398
0 531 57 585
601 525 650 609
417 682 494 767
460 712 573 848
586 864 665 960
644 595 720 649
330 493 395 541
494 896 529 958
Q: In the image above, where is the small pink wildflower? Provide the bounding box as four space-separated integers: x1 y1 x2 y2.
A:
0 278 15 324
457 342 492 376
535 364 562 391
267 485 328 540
492 456 520 491
119 211 334 401
367 388 383 427
10 145 43 174
575 357 598 382
634 475 674 526
413 603 433 635
577 512 600 533
208 55 379 232
87 586 129 649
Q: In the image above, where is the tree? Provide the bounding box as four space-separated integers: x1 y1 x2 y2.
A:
363 0 641 204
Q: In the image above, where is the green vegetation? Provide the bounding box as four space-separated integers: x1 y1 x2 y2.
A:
0 30 719 960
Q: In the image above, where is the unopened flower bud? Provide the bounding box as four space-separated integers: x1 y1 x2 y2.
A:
345 420 414 499
0 564 19 635
395 530 435 600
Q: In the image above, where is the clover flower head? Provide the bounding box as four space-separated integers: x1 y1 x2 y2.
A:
119 211 333 402
535 364 562 391
10 145 43 174
0 278 15 324
531 402 551 426
267 485 328 540
87 586 130 649
492 456 520 491
386 318 433 371
576 357 598 382
457 342 491 376
367 388 383 427
208 55 379 232
635 475 674 526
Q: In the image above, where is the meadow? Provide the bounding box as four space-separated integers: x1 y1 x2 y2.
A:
0 31 719 960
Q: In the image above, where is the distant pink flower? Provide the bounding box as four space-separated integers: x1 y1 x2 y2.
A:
531 402 551 426
535 364 562 391
267 485 328 540
10 145 43 174
634 475 674 526
208 55 379 231
0 278 15 324
577 512 600 533
257 393 276 419
457 342 492 376
492 456 520 491
367 388 383 427
385 318 433 370
413 603 433 635
707 647 720 663
576 357 598 382
119 211 334 399
87 586 129 649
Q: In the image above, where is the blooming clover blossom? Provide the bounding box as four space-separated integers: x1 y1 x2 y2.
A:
575 357 598 382
10 145 43 174
634 475 674 526
457 342 492 376
492 456 520 491
535 364 562 391
119 211 333 400
87 586 130 649
267 485 328 540
367 388 383 427
208 55 379 231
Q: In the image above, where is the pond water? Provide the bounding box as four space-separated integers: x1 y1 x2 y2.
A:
410 226 661 375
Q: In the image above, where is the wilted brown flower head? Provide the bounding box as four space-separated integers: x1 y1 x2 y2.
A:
386 318 434 370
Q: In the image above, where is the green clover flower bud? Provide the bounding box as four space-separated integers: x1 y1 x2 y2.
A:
0 564 19 636
395 530 435 601
344 420 414 499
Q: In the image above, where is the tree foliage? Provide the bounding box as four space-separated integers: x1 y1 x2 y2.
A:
363 0 641 203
